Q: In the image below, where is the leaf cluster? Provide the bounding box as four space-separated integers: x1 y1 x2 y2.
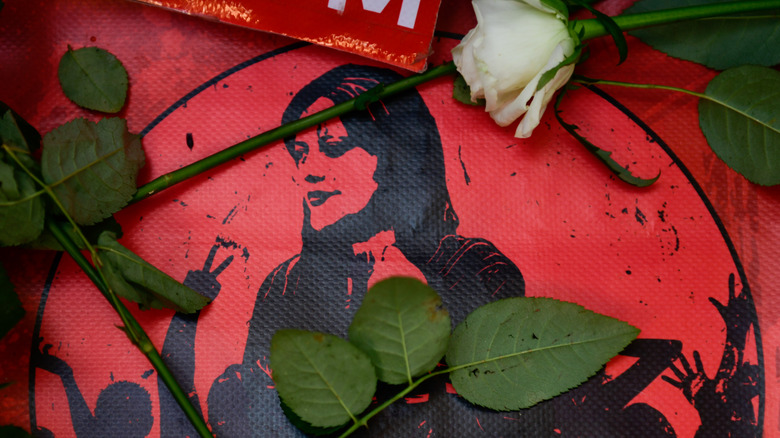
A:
0 46 209 340
270 277 639 436
0 47 141 247
624 0 780 186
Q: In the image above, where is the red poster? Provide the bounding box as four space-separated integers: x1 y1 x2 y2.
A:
130 0 442 71
0 0 778 437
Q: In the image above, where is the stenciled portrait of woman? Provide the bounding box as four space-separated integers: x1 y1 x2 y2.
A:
29 43 763 437
157 64 527 437
151 64 728 438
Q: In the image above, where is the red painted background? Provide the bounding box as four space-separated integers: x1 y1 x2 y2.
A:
1 0 778 436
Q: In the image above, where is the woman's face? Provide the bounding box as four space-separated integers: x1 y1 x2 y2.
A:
292 98 379 231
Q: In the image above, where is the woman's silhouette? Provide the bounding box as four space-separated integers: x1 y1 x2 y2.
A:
159 65 683 437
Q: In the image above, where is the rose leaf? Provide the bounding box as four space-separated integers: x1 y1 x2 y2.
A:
41 117 144 226
97 231 210 313
0 111 45 246
627 0 780 70
699 65 780 186
452 74 484 106
446 297 639 411
349 277 451 385
270 329 376 429
0 262 25 339
58 46 128 113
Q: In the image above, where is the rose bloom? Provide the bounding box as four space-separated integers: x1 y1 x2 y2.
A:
453 0 577 138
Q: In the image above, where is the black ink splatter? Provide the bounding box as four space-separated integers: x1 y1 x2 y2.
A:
223 205 238 224
635 207 647 225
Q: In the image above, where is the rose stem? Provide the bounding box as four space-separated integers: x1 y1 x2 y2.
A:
130 61 458 204
578 0 780 41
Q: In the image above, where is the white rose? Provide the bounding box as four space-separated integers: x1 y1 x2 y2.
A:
452 0 577 138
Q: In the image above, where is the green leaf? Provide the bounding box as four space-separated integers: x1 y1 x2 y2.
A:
626 0 780 70
0 262 25 339
568 0 626 64
452 74 484 107
446 297 639 411
0 108 40 154
348 277 451 385
537 44 582 92
58 46 128 113
26 216 123 251
270 329 377 428
540 0 569 17
0 150 45 246
699 65 780 186
279 400 345 436
41 117 144 225
97 231 210 313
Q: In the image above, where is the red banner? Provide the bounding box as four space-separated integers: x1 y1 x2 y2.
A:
131 0 442 71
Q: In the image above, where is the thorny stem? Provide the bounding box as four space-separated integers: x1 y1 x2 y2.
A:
22 1 774 437
339 336 628 436
577 0 780 41
46 222 214 438
130 62 458 203
570 77 780 136
1 146 214 438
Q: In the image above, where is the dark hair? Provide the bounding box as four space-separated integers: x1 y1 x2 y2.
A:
282 64 458 262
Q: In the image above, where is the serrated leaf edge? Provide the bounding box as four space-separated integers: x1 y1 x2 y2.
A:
290 334 361 425
448 329 638 375
61 46 127 112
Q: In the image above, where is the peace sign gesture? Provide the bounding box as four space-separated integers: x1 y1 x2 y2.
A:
183 244 234 300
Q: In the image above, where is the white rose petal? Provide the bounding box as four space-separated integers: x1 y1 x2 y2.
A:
452 0 577 138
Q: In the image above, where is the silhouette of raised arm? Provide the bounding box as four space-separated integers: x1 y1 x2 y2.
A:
158 243 233 436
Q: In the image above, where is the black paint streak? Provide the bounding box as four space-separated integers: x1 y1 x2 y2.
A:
459 144 471 185
222 205 238 224
186 133 194 150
